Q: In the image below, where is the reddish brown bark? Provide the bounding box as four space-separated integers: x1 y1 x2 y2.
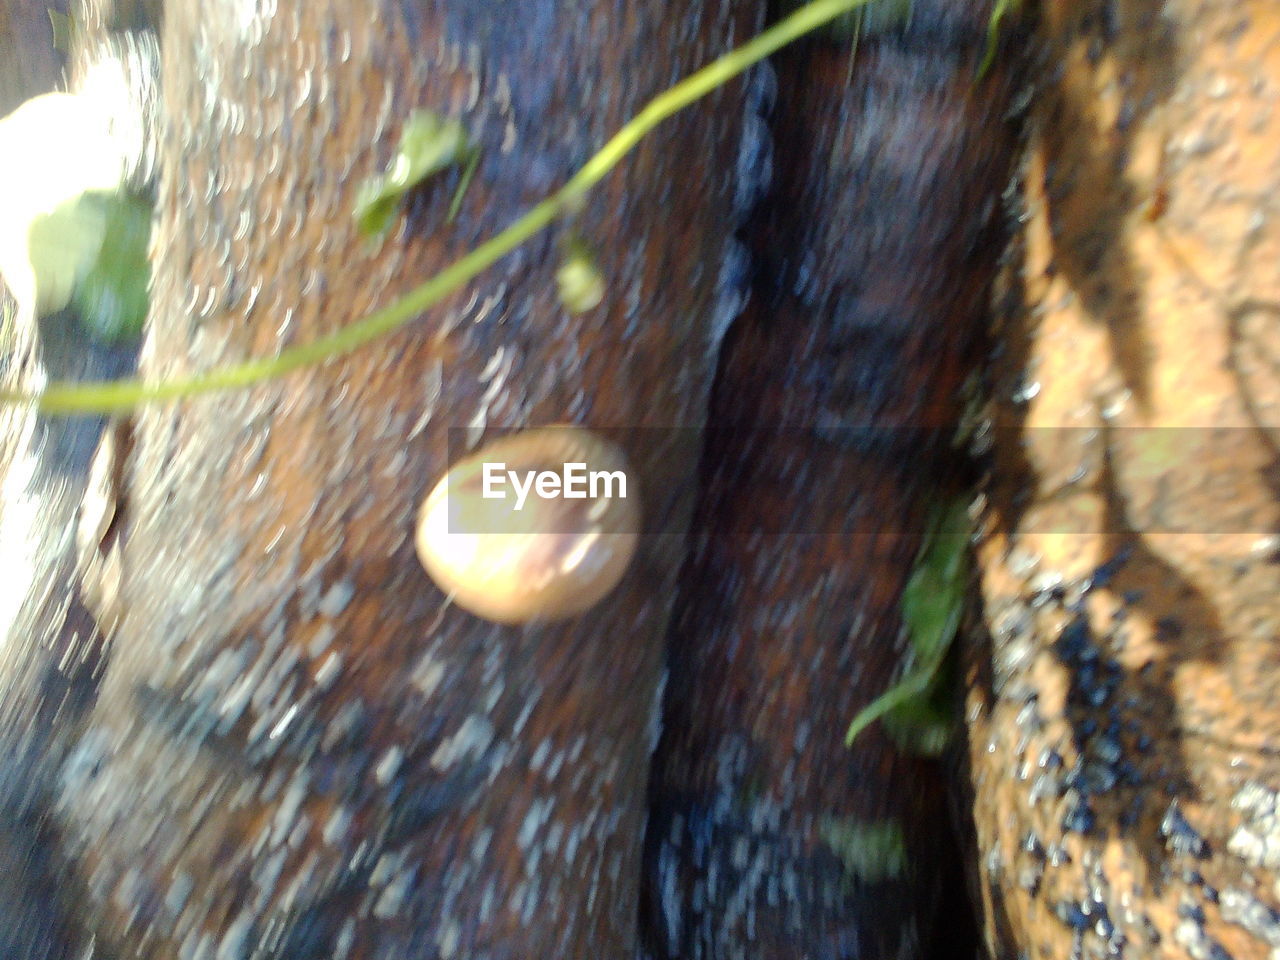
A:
53 2 758 957
644 4 1024 957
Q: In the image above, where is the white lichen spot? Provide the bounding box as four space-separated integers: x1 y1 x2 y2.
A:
529 738 551 773
0 411 44 659
471 827 493 863
216 910 253 960
334 919 355 960
410 651 446 698
307 622 337 657
322 806 352 847
271 777 308 845
165 871 194 919
437 918 462 959
313 651 343 690
318 579 355 618
1230 782 1280 869
375 745 404 786
518 797 554 852
430 715 494 771
372 865 415 919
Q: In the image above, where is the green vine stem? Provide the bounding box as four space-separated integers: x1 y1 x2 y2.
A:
3 0 873 415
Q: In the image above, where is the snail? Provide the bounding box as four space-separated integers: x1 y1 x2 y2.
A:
415 425 641 624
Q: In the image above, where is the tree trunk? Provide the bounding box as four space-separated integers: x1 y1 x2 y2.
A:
961 1 1280 958
7 1 1272 960
42 1 758 957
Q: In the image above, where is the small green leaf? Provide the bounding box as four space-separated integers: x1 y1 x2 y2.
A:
843 652 939 747
845 498 970 749
48 10 76 55
880 653 957 756
900 499 968 664
355 110 474 239
71 192 151 343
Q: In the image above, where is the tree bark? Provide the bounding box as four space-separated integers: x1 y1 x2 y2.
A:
961 1 1280 958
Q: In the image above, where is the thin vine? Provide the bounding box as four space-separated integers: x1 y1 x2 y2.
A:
7 0 1023 415
3 0 875 415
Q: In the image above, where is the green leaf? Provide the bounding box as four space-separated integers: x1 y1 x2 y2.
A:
48 10 76 55
900 499 968 663
844 498 969 749
355 110 475 239
26 191 110 318
880 652 957 756
71 192 151 343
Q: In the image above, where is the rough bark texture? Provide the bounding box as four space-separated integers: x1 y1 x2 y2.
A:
7 1 1275 959
0 4 139 957
47 1 758 957
961 1 1280 958
644 4 1023 958
0 0 64 114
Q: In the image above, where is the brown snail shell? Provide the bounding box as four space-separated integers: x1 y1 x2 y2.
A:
415 425 641 624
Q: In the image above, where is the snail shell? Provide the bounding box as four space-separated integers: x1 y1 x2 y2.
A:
415 425 641 624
